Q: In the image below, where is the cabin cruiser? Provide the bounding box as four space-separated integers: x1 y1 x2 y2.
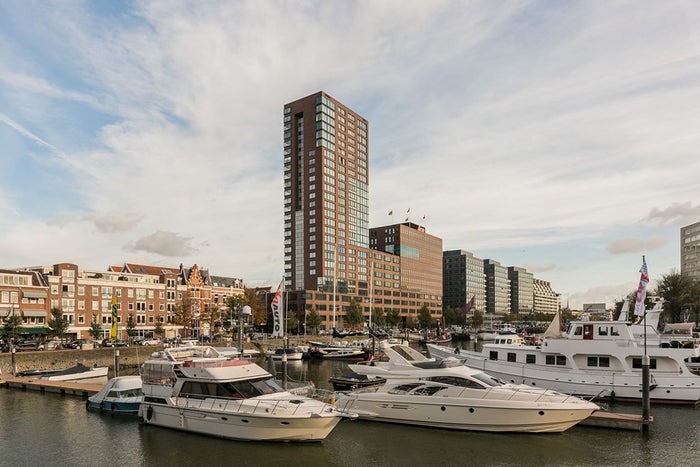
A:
87 376 142 414
334 346 598 433
40 363 108 384
138 346 353 442
428 307 700 405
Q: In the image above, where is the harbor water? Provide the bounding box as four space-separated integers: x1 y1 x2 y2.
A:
2 357 700 466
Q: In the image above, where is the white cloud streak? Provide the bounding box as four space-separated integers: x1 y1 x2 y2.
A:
0 1 699 307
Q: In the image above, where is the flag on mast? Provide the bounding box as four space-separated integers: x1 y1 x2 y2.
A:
271 280 284 337
461 295 475 315
633 257 649 317
110 294 118 342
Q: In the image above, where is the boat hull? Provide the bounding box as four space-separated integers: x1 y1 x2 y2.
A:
336 393 595 433
139 399 342 441
87 399 141 414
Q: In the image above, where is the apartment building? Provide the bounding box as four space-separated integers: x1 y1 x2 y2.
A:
282 91 442 329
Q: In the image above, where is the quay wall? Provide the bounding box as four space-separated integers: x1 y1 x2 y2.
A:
0 336 340 376
0 347 152 376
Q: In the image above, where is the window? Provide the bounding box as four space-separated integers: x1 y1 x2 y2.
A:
507 353 516 362
632 358 657 369
489 351 498 361
598 326 608 336
546 355 567 366
574 326 583 336
526 354 536 364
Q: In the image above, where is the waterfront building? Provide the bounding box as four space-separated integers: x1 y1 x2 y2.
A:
533 278 560 314
483 259 510 317
681 220 700 281
442 250 486 313
0 262 244 341
507 266 534 314
282 91 442 329
0 269 49 336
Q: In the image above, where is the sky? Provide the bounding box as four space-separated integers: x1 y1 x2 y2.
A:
1 1 700 310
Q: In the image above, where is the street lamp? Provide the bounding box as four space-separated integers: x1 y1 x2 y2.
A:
238 305 251 356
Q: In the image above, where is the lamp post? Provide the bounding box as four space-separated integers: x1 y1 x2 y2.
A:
238 305 251 356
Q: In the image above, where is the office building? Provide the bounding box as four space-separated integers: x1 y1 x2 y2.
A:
483 259 510 316
681 221 700 281
507 266 534 314
442 250 486 313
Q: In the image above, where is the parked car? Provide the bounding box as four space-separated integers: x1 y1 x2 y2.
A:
102 339 129 347
67 339 95 349
139 338 161 346
15 340 45 351
44 339 64 351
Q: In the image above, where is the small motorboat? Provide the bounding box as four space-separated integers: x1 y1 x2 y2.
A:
86 376 142 414
329 371 386 391
265 346 305 361
40 363 109 384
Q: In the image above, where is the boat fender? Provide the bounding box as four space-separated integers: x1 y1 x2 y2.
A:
85 400 90 411
146 405 153 421
99 401 104 413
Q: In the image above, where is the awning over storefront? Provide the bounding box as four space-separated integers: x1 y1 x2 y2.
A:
20 326 48 335
21 310 47 317
22 290 48 299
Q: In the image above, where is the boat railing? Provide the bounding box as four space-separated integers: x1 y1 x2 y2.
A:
454 385 587 404
176 394 337 416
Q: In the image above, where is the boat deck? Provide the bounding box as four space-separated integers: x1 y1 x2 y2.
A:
1 376 103 397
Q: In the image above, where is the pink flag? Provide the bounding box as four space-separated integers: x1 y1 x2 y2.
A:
633 258 649 317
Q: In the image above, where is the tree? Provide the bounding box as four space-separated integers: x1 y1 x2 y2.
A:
443 307 466 327
385 309 401 328
418 305 433 340
154 318 165 339
126 314 137 340
344 299 364 329
655 270 696 323
371 307 385 328
286 311 299 335
88 314 102 340
688 281 700 328
305 308 322 335
2 313 24 340
173 295 194 338
47 307 68 342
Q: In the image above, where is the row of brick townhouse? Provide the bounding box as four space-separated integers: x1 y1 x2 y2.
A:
0 262 245 341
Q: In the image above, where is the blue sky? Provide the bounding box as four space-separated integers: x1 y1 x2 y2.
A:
2 1 699 309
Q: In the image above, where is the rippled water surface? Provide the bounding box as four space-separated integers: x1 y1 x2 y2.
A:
2 357 699 467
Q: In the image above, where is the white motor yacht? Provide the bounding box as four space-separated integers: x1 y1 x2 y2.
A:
335 346 598 433
138 346 353 442
428 306 700 405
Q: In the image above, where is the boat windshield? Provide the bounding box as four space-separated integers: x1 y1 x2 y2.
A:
180 377 285 399
470 372 506 388
425 376 486 390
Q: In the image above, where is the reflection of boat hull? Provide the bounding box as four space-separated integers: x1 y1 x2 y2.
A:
41 364 108 384
87 376 142 414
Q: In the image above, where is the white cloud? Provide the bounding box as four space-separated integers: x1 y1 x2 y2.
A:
0 1 699 307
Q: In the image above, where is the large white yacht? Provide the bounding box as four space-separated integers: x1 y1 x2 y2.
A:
138 346 352 442
334 346 598 433
428 309 700 405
